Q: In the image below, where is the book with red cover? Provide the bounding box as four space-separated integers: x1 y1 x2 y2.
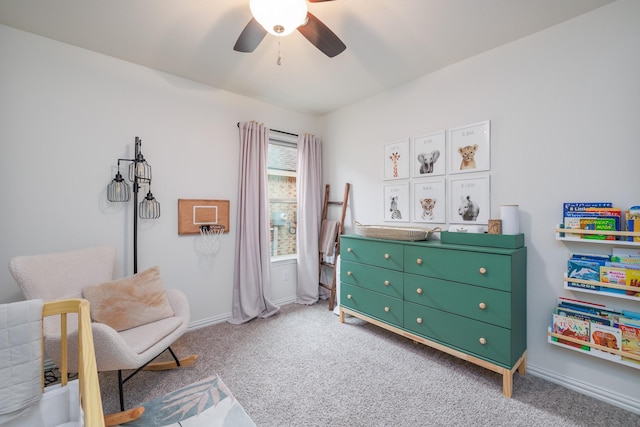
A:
552 313 590 351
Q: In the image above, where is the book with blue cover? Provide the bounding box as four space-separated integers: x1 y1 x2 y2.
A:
567 259 601 291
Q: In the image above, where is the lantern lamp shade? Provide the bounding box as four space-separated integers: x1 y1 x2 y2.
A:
250 0 308 36
129 159 152 183
139 191 161 219
107 172 131 202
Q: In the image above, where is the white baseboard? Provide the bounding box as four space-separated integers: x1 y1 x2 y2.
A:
528 363 640 415
187 295 297 331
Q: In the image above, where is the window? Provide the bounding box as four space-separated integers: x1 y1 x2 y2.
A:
267 132 297 259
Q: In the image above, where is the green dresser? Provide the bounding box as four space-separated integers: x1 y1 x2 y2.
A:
339 234 527 398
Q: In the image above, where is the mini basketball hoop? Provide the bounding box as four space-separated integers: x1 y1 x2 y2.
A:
197 224 225 256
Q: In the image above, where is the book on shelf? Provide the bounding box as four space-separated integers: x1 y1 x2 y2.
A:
626 206 640 242
563 212 621 238
563 202 613 214
590 323 622 361
618 319 640 365
557 297 621 323
552 313 590 350
611 247 640 264
579 218 617 240
600 267 640 296
555 306 612 326
567 255 608 291
621 310 640 321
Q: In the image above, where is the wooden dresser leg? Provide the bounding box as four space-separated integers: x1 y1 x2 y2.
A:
339 308 345 323
517 352 527 376
502 369 513 398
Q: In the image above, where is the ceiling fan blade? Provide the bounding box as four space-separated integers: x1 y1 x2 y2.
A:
234 18 267 53
297 12 346 58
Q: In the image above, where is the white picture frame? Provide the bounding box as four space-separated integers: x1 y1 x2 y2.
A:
383 182 409 222
383 138 410 180
412 179 446 223
448 120 491 174
449 175 490 224
412 131 446 178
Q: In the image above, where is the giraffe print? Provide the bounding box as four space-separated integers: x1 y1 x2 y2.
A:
389 152 400 178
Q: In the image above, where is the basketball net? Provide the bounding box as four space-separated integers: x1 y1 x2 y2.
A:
197 225 224 256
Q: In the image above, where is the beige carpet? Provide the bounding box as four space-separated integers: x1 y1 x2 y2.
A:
98 301 640 426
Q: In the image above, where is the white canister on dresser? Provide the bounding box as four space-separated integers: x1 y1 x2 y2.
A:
500 204 520 235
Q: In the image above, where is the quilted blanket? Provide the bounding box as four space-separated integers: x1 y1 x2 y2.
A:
0 299 44 424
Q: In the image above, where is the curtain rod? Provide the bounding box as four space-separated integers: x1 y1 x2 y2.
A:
236 122 298 137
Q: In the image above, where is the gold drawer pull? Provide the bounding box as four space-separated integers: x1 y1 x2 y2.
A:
416 318 423 324
479 302 487 310
384 307 390 312
479 337 487 345
479 267 487 275
384 280 390 286
384 253 390 259
416 288 423 294
347 271 352 276
416 258 423 265
347 247 352 252
347 294 352 299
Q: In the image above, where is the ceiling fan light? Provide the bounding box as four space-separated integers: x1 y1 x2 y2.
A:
250 0 308 37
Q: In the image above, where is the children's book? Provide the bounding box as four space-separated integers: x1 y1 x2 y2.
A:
580 217 617 240
563 202 613 215
557 297 621 323
590 323 622 361
600 267 640 295
554 306 612 326
612 248 640 258
618 320 640 365
567 259 601 291
552 313 590 350
563 212 621 237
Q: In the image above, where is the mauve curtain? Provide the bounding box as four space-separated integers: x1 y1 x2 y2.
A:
296 134 323 304
229 121 280 324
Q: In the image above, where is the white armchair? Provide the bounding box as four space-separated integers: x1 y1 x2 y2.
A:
9 246 196 424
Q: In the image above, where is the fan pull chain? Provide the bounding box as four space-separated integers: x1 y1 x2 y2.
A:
277 37 282 66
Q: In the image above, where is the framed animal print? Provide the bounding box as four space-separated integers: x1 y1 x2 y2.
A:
412 131 446 178
448 120 491 174
383 138 410 180
383 182 409 222
412 179 446 223
448 175 490 224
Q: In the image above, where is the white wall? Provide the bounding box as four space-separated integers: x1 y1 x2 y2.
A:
2 0 640 412
321 0 640 412
0 24 320 324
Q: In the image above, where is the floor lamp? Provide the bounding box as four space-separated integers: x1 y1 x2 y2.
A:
107 136 160 274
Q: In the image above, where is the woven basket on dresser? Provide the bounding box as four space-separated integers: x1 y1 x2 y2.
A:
353 221 440 241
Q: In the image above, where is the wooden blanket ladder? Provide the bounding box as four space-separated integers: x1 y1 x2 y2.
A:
319 183 350 310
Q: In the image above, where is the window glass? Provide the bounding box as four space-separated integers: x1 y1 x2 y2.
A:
268 134 297 258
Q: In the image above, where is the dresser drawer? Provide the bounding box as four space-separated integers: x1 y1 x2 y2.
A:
404 246 512 291
341 260 403 298
404 274 511 328
404 302 514 366
341 283 403 327
340 237 403 271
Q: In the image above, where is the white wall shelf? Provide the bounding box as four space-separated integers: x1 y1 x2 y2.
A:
548 329 640 370
555 225 640 247
563 274 640 302
553 225 640 370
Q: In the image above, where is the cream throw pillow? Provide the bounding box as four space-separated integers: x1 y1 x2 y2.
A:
82 266 174 331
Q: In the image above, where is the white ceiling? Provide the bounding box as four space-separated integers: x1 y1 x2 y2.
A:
0 0 615 116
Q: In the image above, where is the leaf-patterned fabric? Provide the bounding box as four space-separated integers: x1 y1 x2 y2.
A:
123 375 255 426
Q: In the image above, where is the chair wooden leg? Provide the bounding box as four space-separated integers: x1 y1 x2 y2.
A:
143 354 198 371
104 406 145 426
